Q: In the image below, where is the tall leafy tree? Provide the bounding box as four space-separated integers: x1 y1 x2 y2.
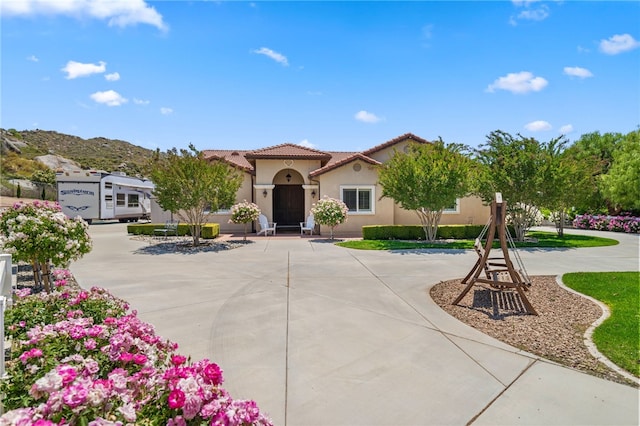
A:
569 131 624 213
538 136 600 236
149 144 242 246
474 131 545 241
600 129 640 212
378 139 474 241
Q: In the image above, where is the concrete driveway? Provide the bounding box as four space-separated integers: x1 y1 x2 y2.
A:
71 224 639 425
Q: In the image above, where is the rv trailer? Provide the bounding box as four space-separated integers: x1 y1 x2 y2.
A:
56 170 154 224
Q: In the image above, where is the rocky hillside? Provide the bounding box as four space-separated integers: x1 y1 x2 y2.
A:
1 128 155 178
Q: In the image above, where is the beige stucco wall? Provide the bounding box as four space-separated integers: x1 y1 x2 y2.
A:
213 172 254 233
367 140 415 163
392 195 490 226
313 160 394 236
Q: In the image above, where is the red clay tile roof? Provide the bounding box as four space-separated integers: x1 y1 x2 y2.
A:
309 153 381 177
361 133 430 156
244 143 332 160
203 133 429 176
202 150 253 171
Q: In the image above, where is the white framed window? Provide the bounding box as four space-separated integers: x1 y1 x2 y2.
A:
443 198 460 214
341 185 375 214
105 194 113 209
116 193 125 207
127 194 139 208
104 182 112 190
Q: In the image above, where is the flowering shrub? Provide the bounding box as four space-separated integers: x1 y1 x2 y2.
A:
1 276 272 425
0 201 92 291
311 196 349 239
229 200 261 240
573 214 640 234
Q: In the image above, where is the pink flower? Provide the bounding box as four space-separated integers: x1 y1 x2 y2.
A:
203 363 223 385
57 365 77 385
167 416 187 426
84 338 97 350
15 288 31 298
171 355 187 366
133 354 147 365
62 382 88 408
168 388 186 409
119 352 134 363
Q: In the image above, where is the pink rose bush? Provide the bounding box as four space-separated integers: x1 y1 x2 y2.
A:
229 200 261 241
1 272 272 425
310 196 349 239
573 214 640 233
0 201 92 292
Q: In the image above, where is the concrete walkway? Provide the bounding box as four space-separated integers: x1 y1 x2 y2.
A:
71 225 640 425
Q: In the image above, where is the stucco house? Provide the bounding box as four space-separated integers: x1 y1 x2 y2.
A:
152 133 490 236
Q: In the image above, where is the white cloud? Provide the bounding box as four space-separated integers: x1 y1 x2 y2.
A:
486 71 548 94
62 60 106 79
253 47 289 66
422 24 434 39
559 124 573 134
516 5 549 21
563 66 593 78
90 90 127 106
354 110 382 123
27 55 38 62
105 72 120 81
160 107 173 115
298 139 316 149
599 34 640 55
1 0 167 31
510 1 550 25
133 98 150 105
524 120 552 131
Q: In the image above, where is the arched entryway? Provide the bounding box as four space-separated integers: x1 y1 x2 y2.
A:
273 169 305 230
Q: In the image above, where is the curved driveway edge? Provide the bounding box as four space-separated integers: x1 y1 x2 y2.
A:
71 225 639 425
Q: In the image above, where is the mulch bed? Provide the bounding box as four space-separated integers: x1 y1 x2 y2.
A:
430 276 638 387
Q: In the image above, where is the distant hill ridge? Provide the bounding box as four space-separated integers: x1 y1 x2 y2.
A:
1 128 155 177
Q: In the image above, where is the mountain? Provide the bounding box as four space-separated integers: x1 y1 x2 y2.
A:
1 128 156 178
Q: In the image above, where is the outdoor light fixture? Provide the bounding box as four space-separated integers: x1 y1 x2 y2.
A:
286 173 291 182
311 190 316 198
263 189 268 198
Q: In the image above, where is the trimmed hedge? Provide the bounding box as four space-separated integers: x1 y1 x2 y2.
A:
127 223 220 239
362 224 515 240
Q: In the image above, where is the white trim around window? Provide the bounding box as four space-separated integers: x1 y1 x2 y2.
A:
443 198 460 214
340 185 375 214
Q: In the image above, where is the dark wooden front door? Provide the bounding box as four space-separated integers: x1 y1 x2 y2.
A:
273 185 304 228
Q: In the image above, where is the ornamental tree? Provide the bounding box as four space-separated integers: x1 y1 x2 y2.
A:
569 130 624 213
600 130 640 212
378 139 474 241
311 196 349 239
149 144 242 246
474 131 546 241
0 201 92 292
536 136 600 236
229 200 261 240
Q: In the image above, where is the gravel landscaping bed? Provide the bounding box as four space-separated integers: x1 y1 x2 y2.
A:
129 235 250 254
430 275 637 387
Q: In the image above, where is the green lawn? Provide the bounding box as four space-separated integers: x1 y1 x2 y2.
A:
336 231 619 250
562 272 640 377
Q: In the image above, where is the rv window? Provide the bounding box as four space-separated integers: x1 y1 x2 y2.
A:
128 194 139 208
105 182 113 190
116 193 125 206
105 194 113 209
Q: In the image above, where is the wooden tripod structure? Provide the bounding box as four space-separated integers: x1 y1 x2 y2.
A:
453 195 538 315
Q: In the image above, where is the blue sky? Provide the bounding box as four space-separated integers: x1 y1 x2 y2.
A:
2 1 639 153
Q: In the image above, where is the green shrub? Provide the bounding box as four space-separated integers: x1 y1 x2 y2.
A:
362 224 514 240
127 223 220 239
